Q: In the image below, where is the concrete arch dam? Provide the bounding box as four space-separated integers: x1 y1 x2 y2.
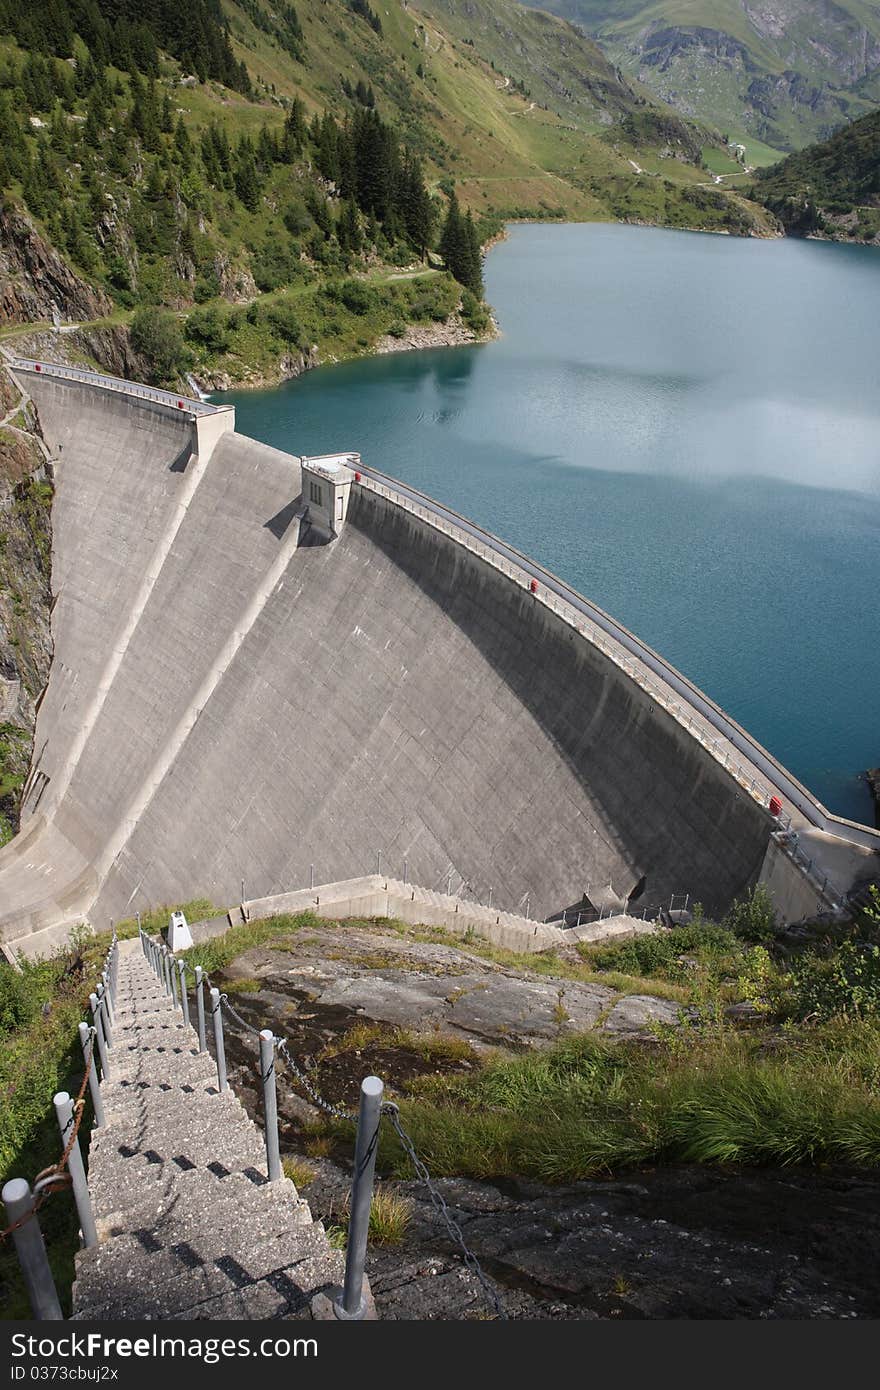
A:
1 362 877 956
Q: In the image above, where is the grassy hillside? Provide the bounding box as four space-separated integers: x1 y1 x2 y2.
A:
0 0 772 389
750 109 880 241
515 0 880 152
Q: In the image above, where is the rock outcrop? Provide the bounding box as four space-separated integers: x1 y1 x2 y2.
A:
0 366 53 843
0 205 112 328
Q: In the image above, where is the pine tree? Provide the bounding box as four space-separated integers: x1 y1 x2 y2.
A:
401 152 433 258
315 112 340 183
257 124 278 172
463 209 483 297
174 116 193 172
337 197 362 254
439 189 464 275
439 191 483 296
283 96 307 158
234 137 261 212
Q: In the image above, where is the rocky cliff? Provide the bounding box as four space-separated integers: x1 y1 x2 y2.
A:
0 205 112 329
0 365 53 845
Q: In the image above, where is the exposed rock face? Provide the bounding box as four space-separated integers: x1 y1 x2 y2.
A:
0 206 112 327
72 325 151 380
375 314 496 355
9 324 151 383
213 252 257 303
192 344 319 392
0 368 53 842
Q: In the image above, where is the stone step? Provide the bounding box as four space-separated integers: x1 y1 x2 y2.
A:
101 1070 221 1103
95 1170 309 1241
73 1225 335 1320
110 1027 206 1052
89 1122 265 1174
75 948 347 1322
103 1054 220 1086
92 1123 264 1169
93 1165 286 1233
100 1061 218 1095
76 1201 319 1309
94 1090 249 1136
88 1143 270 1216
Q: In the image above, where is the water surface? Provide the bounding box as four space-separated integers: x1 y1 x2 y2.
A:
215 224 880 824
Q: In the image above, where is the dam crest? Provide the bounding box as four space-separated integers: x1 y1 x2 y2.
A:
1 359 877 957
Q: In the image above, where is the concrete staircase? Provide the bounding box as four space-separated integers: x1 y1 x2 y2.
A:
72 939 345 1320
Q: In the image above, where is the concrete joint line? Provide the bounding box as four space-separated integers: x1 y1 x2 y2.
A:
35 441 217 826
96 516 305 882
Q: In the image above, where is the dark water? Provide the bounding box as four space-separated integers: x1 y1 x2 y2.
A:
214 223 880 824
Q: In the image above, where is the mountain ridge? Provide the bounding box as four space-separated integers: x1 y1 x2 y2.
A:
514 0 880 152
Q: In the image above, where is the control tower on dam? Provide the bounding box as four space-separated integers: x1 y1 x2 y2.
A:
1 361 877 957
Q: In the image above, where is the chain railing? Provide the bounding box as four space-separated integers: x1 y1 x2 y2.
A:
1 929 118 1319
144 928 507 1321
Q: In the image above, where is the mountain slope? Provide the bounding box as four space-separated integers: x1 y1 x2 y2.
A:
750 108 880 239
515 0 880 152
0 0 771 395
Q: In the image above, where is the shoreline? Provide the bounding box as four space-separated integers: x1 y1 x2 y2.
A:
193 311 500 397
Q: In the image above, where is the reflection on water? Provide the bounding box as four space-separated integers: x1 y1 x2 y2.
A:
214 224 880 824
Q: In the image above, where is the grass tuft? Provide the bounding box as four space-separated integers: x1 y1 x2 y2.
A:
282 1155 317 1189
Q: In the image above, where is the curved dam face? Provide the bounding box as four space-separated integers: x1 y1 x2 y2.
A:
1 365 876 954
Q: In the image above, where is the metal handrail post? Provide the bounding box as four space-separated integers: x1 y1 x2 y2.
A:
0 1180 63 1320
209 988 227 1092
96 984 112 1048
89 993 110 1077
101 970 114 1025
53 1092 97 1249
78 1023 105 1127
335 1075 384 1320
170 952 180 1011
195 966 207 1052
178 960 190 1029
259 1031 282 1182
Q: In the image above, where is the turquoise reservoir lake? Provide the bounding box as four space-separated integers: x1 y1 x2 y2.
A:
215 223 880 825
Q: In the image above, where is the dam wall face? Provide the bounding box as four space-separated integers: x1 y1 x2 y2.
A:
87 481 770 925
3 366 872 949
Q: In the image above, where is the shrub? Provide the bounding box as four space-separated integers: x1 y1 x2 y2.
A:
461 287 490 333
266 301 305 346
337 279 377 316
0 958 57 1040
584 921 739 979
251 241 301 292
791 940 880 1021
129 307 189 385
723 884 777 942
283 200 311 236
184 305 229 353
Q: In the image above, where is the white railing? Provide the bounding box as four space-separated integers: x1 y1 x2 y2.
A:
9 358 231 419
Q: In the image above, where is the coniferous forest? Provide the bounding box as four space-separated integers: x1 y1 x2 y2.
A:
0 0 496 386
